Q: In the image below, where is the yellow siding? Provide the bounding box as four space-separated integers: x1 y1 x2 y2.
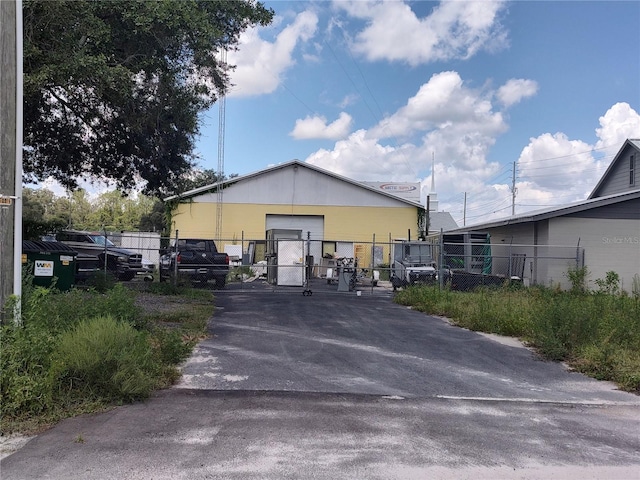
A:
170 202 420 266
172 202 418 241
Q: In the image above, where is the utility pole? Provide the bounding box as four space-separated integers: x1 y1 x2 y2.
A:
0 0 21 322
511 161 517 216
463 192 467 226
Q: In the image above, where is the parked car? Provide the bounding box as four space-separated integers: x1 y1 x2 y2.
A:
56 230 146 281
160 238 229 288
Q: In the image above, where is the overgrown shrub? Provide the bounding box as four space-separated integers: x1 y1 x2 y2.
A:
376 264 390 281
565 266 590 294
575 343 640 392
1 321 57 417
529 289 597 360
395 285 531 338
595 271 621 296
50 316 157 402
2 276 209 431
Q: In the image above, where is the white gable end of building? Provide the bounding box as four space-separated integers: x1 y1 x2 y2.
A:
190 162 420 208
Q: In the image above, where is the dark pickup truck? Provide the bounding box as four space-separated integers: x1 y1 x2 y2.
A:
159 238 229 288
56 229 146 281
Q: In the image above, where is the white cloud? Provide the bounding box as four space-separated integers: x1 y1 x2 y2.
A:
305 71 506 196
306 129 421 181
290 112 353 140
226 10 318 97
336 0 508 66
595 102 640 150
465 103 639 219
371 72 506 138
303 62 637 225
339 93 359 109
517 132 598 201
497 79 539 107
515 103 640 208
368 71 507 171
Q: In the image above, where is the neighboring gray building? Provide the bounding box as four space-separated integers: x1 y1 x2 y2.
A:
589 138 638 198
429 211 458 234
445 139 640 292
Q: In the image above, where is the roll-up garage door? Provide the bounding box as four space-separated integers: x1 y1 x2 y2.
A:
265 215 324 239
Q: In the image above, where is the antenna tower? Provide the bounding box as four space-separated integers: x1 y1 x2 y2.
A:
215 49 227 241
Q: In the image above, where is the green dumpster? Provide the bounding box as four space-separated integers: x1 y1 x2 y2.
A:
22 241 78 291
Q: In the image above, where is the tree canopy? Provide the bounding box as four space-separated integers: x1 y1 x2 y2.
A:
23 0 273 196
22 187 162 238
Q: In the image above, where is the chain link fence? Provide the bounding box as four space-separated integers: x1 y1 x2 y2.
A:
204 233 585 294
93 231 585 293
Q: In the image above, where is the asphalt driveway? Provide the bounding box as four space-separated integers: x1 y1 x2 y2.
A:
178 286 635 404
2 284 640 479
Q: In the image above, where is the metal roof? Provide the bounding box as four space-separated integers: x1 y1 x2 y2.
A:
588 138 640 199
446 188 640 232
163 160 425 208
429 211 459 232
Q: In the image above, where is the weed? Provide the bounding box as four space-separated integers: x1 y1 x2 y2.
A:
565 266 590 294
376 264 390 281
50 315 157 402
151 328 193 365
395 272 640 392
595 271 621 296
1 275 211 434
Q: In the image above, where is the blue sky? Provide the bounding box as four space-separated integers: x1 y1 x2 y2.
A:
191 0 640 226
39 1 639 226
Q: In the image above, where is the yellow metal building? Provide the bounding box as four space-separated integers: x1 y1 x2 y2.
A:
164 161 426 268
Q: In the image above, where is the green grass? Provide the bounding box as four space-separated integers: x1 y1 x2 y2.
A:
394 284 640 393
50 315 158 402
1 277 213 435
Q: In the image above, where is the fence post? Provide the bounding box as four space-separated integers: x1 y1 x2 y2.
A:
371 233 376 294
241 230 245 289
103 227 108 278
508 236 513 278
389 232 393 285
173 229 179 287
306 231 311 287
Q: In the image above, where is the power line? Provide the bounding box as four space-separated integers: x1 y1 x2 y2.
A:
520 153 615 172
517 143 619 165
463 201 512 221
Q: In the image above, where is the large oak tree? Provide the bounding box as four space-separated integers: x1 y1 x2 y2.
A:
23 0 273 196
